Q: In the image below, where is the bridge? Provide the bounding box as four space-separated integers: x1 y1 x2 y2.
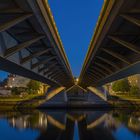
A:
0 0 74 88
0 0 140 105
79 0 140 88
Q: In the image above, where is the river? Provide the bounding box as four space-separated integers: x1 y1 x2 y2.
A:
0 109 140 140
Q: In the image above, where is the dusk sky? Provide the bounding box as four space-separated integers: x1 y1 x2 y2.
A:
0 0 104 80
48 0 104 76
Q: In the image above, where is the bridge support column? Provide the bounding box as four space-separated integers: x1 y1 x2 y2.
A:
64 91 68 102
45 86 66 101
87 86 108 101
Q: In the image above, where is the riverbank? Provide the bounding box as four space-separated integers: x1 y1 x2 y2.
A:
0 100 140 110
108 96 140 109
0 94 47 110
0 95 140 110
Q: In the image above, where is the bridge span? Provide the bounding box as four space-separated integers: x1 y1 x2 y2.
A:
79 0 140 88
0 0 74 88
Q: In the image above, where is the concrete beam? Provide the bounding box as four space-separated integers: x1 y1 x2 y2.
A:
21 48 52 64
128 9 140 14
101 48 131 64
31 56 56 69
0 8 24 14
0 56 59 86
90 66 108 76
86 75 99 81
5 36 44 57
94 62 113 74
121 14 140 27
87 71 103 79
48 71 64 79
109 36 140 54
97 61 140 86
41 62 58 73
0 14 32 32
96 56 120 70
44 69 61 76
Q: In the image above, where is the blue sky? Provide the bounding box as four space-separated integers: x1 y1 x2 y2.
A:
0 0 104 80
48 0 104 77
0 71 8 81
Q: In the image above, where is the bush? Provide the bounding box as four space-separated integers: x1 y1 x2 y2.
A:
130 86 140 95
27 80 41 94
112 79 130 93
11 87 26 95
27 80 41 90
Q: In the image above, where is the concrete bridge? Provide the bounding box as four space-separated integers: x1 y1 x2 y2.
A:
0 0 140 105
0 0 74 88
79 0 140 88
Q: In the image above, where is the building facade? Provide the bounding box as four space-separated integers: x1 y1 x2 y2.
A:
6 74 30 88
128 74 140 88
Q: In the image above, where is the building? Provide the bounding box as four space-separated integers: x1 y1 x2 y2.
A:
128 74 140 88
6 74 30 88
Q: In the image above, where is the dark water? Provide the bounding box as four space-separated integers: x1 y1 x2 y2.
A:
0 109 140 140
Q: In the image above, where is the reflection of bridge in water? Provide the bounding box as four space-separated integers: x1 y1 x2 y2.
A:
0 0 140 106
0 110 140 140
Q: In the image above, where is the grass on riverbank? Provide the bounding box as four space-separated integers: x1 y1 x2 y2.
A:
0 94 46 110
112 94 140 102
0 94 44 102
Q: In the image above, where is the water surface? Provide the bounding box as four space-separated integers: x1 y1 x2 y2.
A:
0 109 140 140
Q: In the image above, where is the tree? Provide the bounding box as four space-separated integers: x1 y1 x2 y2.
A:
11 87 26 95
130 86 140 95
27 80 41 94
112 79 130 93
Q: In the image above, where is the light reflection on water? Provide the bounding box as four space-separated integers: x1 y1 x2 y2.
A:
0 110 140 140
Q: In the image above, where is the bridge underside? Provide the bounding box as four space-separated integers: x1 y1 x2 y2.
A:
79 0 140 88
0 0 74 88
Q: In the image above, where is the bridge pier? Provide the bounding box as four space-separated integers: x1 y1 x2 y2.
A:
39 86 66 108
87 86 109 101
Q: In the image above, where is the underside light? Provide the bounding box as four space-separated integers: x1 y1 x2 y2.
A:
75 78 79 85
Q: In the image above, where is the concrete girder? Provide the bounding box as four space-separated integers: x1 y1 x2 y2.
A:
50 73 66 80
85 75 98 82
43 65 59 75
31 56 56 69
89 66 108 76
96 61 140 87
120 14 140 27
101 48 131 65
45 68 62 77
128 9 140 14
0 56 59 86
108 36 140 54
5 36 44 57
21 48 52 64
0 14 32 32
47 70 64 78
96 56 120 70
0 8 24 14
87 74 99 80
39 62 58 73
87 71 103 79
94 62 113 74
